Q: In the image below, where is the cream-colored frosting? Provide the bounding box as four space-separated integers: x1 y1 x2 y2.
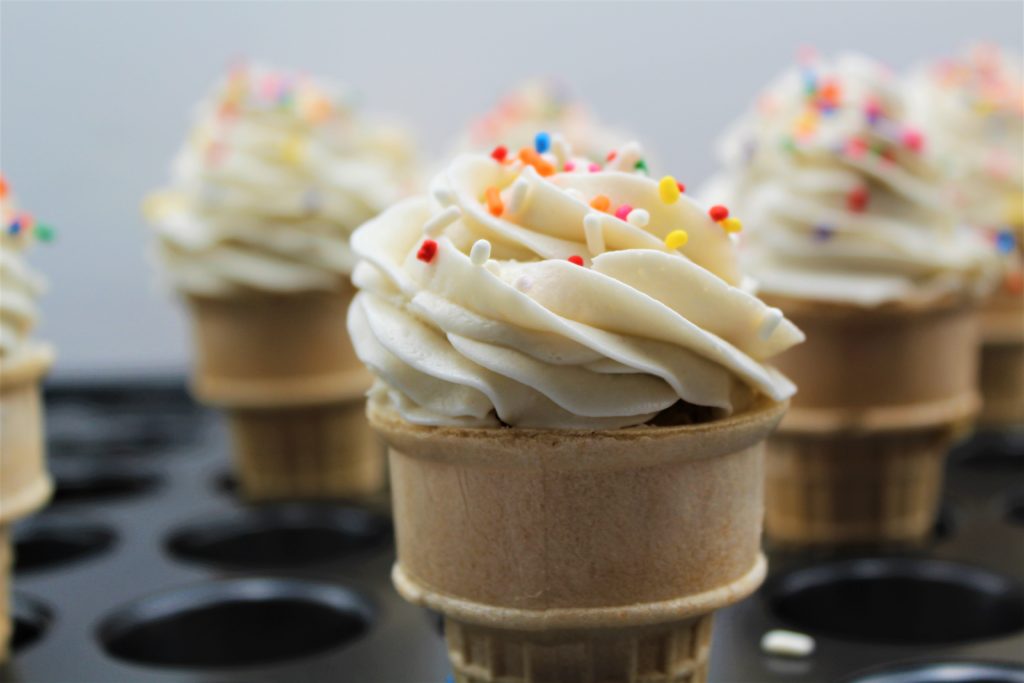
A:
348 143 803 429
709 53 997 307
458 79 631 162
908 45 1023 233
0 178 47 359
144 62 419 297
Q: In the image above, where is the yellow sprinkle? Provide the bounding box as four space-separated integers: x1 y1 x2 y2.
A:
281 135 306 165
721 217 743 233
658 176 681 204
664 230 689 250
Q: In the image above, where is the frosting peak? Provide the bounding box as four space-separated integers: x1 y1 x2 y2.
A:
710 52 997 307
145 62 420 297
348 140 803 430
1 174 51 359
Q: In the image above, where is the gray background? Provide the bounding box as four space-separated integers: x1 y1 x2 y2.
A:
2 1 1021 379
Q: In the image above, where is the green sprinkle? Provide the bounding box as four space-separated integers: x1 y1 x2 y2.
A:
780 136 797 153
34 224 56 243
634 159 648 173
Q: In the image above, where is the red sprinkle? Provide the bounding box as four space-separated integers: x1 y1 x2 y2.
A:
614 204 633 221
847 186 870 213
677 181 686 193
568 255 585 266
564 161 576 172
902 127 925 152
845 137 868 158
709 205 729 222
491 145 508 162
417 239 438 263
606 150 617 162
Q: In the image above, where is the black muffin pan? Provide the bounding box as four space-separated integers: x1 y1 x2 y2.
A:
2 380 1022 682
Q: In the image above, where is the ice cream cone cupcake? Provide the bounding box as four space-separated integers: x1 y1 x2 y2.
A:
709 53 999 546
0 175 55 660
347 137 804 681
908 45 1024 429
144 62 420 501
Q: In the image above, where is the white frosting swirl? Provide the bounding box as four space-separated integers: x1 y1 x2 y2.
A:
145 62 420 296
710 53 996 307
348 143 803 429
1 179 48 359
907 45 1023 233
458 79 631 161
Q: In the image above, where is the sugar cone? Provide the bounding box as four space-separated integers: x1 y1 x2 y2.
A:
761 295 980 546
186 285 384 501
369 398 787 683
977 285 1024 428
0 345 54 662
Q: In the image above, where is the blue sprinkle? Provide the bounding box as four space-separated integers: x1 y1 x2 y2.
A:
534 131 551 154
813 224 834 242
7 220 21 235
996 230 1016 254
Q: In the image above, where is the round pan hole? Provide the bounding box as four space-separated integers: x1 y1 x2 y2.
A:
1007 492 1024 527
98 578 373 669
165 504 390 569
844 660 1024 683
10 593 54 654
767 558 1024 645
14 518 117 574
51 461 161 505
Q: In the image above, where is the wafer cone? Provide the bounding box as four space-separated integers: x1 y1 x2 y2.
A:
0 527 10 663
977 286 1024 428
761 295 980 546
0 345 54 662
369 397 787 683
186 285 384 501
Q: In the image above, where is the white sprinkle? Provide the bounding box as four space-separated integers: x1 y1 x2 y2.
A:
423 206 461 235
565 188 586 203
505 178 531 215
515 275 532 292
760 630 815 658
432 185 455 207
550 133 570 167
758 307 784 340
469 239 492 265
583 214 606 256
627 208 650 228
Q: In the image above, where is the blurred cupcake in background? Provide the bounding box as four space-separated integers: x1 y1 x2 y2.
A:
0 175 55 661
457 78 633 162
708 52 998 546
143 61 420 503
907 44 1024 428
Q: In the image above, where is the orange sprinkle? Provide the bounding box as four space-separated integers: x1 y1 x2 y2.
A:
590 195 611 212
518 147 555 176
484 186 504 217
0 174 7 199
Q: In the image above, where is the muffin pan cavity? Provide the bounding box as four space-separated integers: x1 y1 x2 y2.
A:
14 517 117 574
767 558 1024 645
844 660 1024 683
9 593 54 654
97 578 373 669
165 504 390 569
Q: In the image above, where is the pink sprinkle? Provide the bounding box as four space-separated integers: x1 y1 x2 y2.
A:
564 161 576 172
588 163 601 173
902 127 925 152
614 204 633 221
845 137 868 158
